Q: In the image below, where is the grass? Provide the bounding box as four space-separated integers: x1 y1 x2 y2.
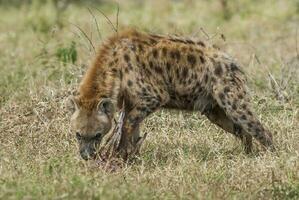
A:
0 0 298 199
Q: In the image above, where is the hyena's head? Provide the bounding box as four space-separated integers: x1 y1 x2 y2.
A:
66 96 114 160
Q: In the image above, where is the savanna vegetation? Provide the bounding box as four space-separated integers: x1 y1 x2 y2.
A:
0 0 298 199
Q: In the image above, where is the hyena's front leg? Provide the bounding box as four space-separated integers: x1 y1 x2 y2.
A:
117 99 161 159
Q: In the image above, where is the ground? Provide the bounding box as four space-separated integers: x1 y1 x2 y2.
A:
0 0 298 199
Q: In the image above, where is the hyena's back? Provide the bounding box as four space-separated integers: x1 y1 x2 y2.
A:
120 37 240 113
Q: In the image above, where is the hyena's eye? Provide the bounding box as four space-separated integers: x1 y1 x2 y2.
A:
76 132 82 140
94 132 102 141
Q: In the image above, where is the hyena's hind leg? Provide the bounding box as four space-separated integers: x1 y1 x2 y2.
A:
205 105 253 153
212 81 274 151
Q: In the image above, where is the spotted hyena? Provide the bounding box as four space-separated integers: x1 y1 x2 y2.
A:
67 29 274 160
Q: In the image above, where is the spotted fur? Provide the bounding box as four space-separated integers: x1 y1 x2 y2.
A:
71 29 274 159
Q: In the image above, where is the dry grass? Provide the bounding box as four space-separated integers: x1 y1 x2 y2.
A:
0 0 298 199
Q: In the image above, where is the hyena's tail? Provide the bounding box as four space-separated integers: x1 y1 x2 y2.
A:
210 62 274 150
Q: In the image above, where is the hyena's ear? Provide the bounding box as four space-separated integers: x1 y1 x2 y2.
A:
97 98 114 118
65 95 79 113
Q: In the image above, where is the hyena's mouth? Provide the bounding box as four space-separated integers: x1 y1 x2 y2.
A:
79 141 102 161
77 132 106 160
80 147 97 160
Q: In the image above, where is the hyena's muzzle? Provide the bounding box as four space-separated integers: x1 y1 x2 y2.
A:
77 133 102 160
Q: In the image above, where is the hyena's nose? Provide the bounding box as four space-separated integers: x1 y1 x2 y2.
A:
80 149 89 160
80 148 96 160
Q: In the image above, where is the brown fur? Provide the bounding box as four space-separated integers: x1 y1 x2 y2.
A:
70 28 274 159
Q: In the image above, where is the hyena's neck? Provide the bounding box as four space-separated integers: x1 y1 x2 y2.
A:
77 28 144 108
78 48 121 107
78 65 120 104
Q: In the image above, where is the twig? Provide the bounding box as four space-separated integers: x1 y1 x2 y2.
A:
116 2 119 33
110 111 125 153
95 8 118 33
70 22 96 54
98 102 147 162
191 28 201 38
87 7 103 42
69 29 91 53
90 29 93 45
296 27 299 59
268 73 286 102
99 109 125 159
254 54 261 65
199 27 210 40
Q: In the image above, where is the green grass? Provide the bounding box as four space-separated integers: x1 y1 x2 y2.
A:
0 0 298 199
